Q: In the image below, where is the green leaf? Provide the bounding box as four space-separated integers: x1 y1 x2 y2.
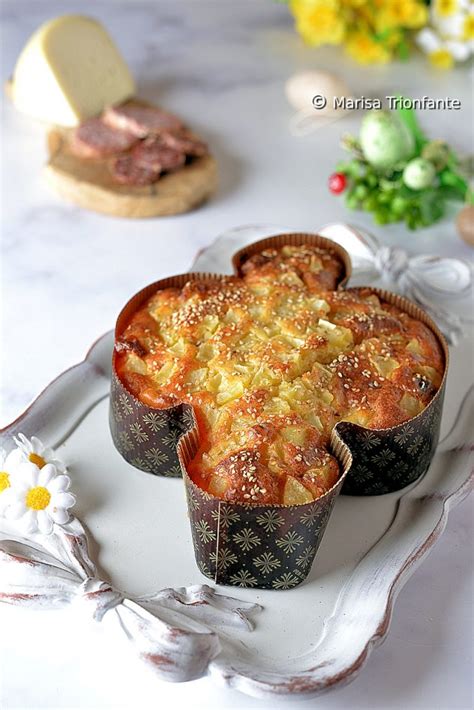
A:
396 100 427 153
437 184 467 202
373 28 393 42
439 168 468 200
397 39 410 61
335 160 352 174
418 188 439 223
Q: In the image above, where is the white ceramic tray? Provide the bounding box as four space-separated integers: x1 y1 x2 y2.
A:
1 226 472 699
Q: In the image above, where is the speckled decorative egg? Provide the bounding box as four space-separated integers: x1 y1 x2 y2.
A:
403 158 436 190
456 205 474 247
285 70 351 116
360 111 415 171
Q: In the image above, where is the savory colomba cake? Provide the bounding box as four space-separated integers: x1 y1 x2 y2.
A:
115 244 444 505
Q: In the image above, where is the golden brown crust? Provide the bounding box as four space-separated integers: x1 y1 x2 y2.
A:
241 244 344 292
115 244 444 505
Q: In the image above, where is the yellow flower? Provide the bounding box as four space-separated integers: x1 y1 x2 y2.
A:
290 0 346 46
429 48 455 67
345 30 392 62
376 0 428 31
405 2 429 28
462 13 474 39
433 0 459 17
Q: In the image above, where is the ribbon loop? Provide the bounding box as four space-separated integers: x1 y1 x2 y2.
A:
374 246 409 282
78 577 124 621
405 254 473 296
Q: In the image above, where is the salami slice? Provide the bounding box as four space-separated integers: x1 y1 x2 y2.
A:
70 118 138 158
161 130 208 158
131 138 186 172
103 101 184 138
110 154 161 186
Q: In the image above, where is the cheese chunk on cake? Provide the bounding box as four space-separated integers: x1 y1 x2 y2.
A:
12 15 135 126
115 244 444 506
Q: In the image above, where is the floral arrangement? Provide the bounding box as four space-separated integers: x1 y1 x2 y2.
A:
417 0 474 68
0 434 75 534
329 107 472 229
283 0 473 66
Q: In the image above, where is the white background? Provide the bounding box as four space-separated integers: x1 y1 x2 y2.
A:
1 1 473 708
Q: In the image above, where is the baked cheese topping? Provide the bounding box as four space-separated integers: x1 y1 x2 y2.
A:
115 245 444 506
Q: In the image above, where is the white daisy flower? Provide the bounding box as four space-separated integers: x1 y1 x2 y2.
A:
432 10 465 39
9 433 67 474
445 38 471 59
417 27 443 52
418 1 473 66
6 461 75 535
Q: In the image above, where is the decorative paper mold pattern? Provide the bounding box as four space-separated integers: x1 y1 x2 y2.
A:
187 484 340 590
109 233 449 588
109 372 193 477
177 421 351 588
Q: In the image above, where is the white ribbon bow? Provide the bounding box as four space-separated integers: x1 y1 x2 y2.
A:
0 517 261 682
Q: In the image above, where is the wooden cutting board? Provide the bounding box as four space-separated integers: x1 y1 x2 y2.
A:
6 77 218 218
44 126 218 218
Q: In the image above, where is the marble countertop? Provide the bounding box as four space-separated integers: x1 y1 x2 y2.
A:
1 1 472 708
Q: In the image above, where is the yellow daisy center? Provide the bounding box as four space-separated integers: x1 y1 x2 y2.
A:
0 471 10 493
26 486 51 511
29 453 47 468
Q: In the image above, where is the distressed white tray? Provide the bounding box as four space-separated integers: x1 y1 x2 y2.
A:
1 226 472 699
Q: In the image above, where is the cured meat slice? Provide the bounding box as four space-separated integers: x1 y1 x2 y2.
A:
132 138 186 172
161 130 208 158
103 101 184 137
110 154 161 186
70 118 138 158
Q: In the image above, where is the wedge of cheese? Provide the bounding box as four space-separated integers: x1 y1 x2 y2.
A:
12 15 135 126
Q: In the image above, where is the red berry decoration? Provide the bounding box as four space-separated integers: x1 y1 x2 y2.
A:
328 172 347 194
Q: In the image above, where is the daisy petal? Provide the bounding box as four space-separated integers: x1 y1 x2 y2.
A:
16 462 39 488
15 433 31 455
38 463 57 487
6 501 27 520
0 501 7 515
37 510 54 535
49 508 70 525
21 510 38 534
50 458 67 474
52 492 76 510
31 436 45 454
417 27 441 53
4 448 24 469
0 490 13 514
9 481 29 495
42 447 55 462
446 38 470 59
48 475 70 494
432 12 464 39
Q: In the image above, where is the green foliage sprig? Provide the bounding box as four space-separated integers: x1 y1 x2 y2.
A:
330 106 472 230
